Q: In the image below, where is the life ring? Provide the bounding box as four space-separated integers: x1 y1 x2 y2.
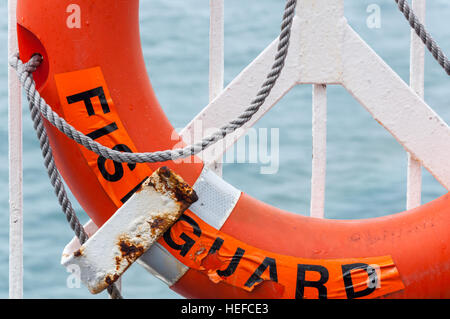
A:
17 0 450 299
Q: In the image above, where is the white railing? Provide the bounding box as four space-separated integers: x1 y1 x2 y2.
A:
407 0 426 210
8 0 23 300
310 84 327 218
183 0 449 219
8 0 446 299
208 0 225 176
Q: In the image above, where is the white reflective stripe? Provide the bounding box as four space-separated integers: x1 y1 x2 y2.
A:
189 168 241 229
138 167 242 286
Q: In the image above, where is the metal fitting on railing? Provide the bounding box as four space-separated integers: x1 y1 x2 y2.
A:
61 167 198 294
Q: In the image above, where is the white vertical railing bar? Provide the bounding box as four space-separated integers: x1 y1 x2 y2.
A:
310 84 327 218
208 0 225 176
8 0 23 299
114 278 122 298
407 0 426 210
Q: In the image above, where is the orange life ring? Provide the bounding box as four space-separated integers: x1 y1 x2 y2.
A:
17 0 450 299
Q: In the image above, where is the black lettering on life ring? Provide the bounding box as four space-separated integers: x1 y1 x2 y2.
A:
207 237 225 255
86 122 118 140
97 144 136 182
216 247 245 278
203 236 246 278
341 263 377 299
245 257 278 288
296 264 329 299
163 214 202 257
66 86 110 116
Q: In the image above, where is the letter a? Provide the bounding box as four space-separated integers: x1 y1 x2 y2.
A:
66 4 81 29
366 4 381 29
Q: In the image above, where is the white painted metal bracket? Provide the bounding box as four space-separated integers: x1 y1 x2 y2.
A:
181 0 450 192
60 167 242 290
61 167 198 294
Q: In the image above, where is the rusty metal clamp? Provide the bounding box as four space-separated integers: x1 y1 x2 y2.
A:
61 167 198 294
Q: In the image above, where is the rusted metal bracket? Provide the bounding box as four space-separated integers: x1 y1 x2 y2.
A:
61 167 198 294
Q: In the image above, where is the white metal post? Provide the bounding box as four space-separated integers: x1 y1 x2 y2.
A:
407 0 426 210
8 0 23 299
310 84 327 218
208 0 225 176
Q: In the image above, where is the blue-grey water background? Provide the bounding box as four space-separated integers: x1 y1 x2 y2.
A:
0 0 449 298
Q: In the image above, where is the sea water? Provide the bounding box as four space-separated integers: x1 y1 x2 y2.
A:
0 0 449 298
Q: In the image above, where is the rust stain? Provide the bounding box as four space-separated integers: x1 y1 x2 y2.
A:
148 216 170 236
118 238 145 260
135 177 155 194
105 274 120 286
114 235 146 275
150 218 165 229
156 166 198 206
115 256 121 271
73 247 84 257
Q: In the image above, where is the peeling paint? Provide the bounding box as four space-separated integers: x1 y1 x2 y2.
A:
61 167 198 294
